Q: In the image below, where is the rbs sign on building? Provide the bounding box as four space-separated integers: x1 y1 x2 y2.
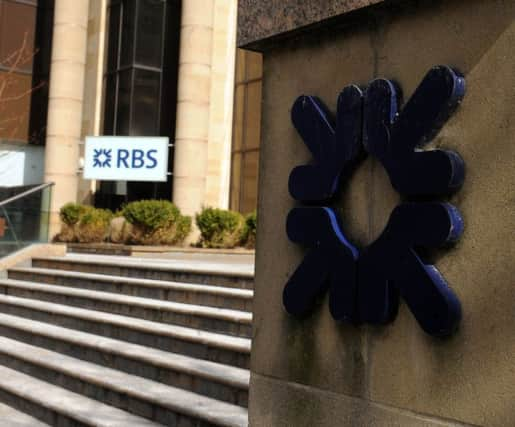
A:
83 137 169 182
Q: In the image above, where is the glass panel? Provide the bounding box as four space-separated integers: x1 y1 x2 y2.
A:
135 0 164 68
244 81 262 150
245 50 263 81
232 85 245 151
235 49 246 84
116 69 132 135
0 71 32 142
131 68 160 135
29 0 54 146
120 0 136 67
0 1 36 72
106 2 121 72
0 183 52 258
103 74 117 135
241 151 259 214
230 152 242 212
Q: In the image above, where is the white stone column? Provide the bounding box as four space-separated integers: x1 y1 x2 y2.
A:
205 0 237 209
173 0 215 217
77 0 108 205
44 0 89 237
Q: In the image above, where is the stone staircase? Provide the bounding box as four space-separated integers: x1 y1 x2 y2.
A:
0 252 253 426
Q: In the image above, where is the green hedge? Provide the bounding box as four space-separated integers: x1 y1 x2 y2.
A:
241 211 257 248
195 207 244 249
59 202 88 226
57 203 112 243
57 201 256 249
121 200 191 245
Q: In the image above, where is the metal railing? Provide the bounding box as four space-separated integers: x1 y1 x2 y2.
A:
0 182 55 258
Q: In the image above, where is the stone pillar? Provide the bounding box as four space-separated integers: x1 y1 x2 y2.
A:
78 0 108 205
205 0 237 209
239 1 515 426
173 0 215 217
44 0 89 238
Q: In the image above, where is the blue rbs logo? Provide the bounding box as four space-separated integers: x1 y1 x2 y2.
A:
285 66 466 337
93 148 158 169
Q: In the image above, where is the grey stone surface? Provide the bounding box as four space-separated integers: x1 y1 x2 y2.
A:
250 0 515 425
0 312 249 390
0 293 251 366
238 0 384 48
63 252 255 278
249 373 476 427
0 402 49 427
33 253 254 288
0 249 252 425
9 266 253 311
0 278 252 337
0 336 249 426
0 365 160 427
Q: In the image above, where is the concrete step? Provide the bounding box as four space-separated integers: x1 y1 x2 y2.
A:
32 254 254 289
0 401 50 426
0 312 249 407
0 279 253 338
0 365 161 427
9 267 254 311
0 294 250 368
0 337 248 426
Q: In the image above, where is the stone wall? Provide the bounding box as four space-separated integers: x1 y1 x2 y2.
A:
246 0 515 425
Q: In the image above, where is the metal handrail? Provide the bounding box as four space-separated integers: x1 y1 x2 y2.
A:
0 182 55 208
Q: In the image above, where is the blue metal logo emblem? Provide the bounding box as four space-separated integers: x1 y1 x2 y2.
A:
285 66 465 337
92 149 113 168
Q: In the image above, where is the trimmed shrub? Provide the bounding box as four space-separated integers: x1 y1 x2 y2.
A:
121 200 191 245
56 203 112 243
241 211 257 248
75 208 113 243
59 202 87 226
195 207 244 249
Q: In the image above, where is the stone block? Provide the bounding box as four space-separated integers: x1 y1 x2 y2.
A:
175 102 210 141
179 26 213 67
46 99 83 138
181 0 214 29
249 373 463 427
250 0 515 425
43 136 80 175
177 63 211 104
54 0 89 29
48 61 86 102
367 11 515 427
251 25 374 398
51 24 87 64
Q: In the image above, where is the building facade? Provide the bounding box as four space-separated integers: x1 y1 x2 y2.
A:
239 0 515 426
0 0 261 238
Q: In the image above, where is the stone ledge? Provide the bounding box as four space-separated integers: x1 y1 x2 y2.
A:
249 373 475 427
238 0 385 49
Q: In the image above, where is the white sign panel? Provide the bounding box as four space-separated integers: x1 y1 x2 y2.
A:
0 144 44 187
83 136 169 182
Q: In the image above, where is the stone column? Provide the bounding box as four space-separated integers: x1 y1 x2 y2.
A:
77 0 108 205
173 0 215 217
205 0 237 209
44 0 89 238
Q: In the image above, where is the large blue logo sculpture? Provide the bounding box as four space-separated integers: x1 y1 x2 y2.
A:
284 66 465 337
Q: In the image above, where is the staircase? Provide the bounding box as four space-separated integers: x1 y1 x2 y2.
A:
0 251 253 426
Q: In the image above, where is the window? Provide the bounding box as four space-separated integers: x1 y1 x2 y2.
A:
98 0 181 209
230 49 263 214
0 0 52 145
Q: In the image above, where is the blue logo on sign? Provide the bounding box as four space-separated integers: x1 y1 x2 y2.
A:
93 149 112 168
285 66 466 337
